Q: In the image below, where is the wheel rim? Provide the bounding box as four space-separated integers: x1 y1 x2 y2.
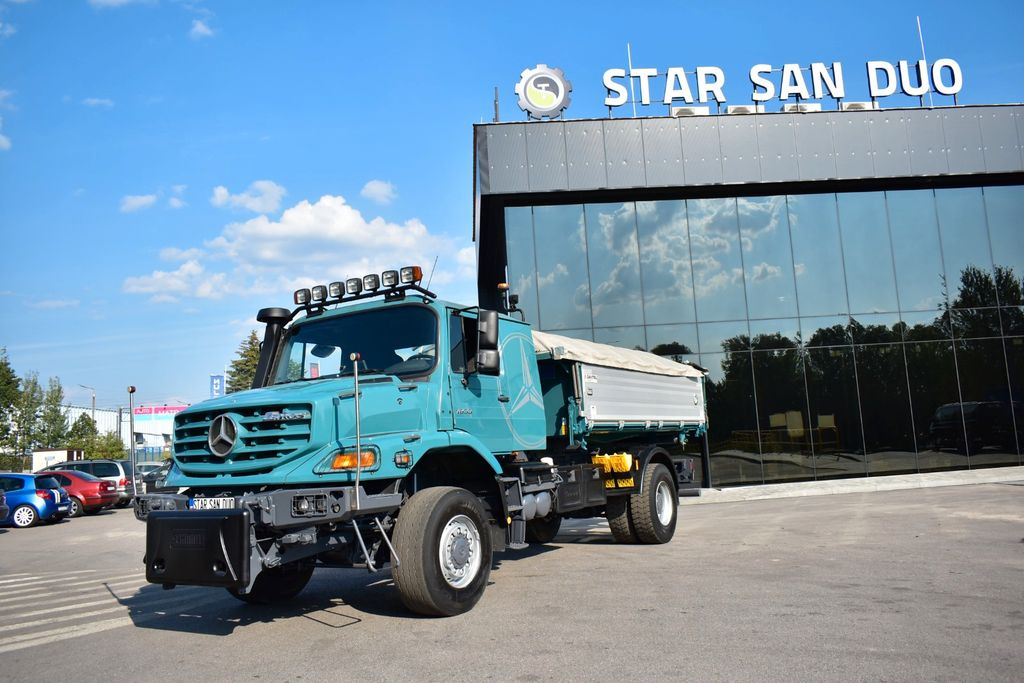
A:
438 514 482 589
71 500 81 516
655 479 674 526
13 507 34 527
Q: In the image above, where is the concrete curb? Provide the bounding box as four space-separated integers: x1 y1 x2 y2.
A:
679 466 1024 505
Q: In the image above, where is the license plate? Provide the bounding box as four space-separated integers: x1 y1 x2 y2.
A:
188 497 236 510
57 504 69 511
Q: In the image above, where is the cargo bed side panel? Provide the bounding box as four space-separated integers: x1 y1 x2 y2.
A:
578 363 705 425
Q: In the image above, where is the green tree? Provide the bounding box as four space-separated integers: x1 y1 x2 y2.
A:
38 377 69 448
67 413 98 453
91 431 126 460
0 348 19 453
226 330 261 393
13 371 43 457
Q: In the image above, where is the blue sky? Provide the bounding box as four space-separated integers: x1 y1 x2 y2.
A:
0 0 1021 411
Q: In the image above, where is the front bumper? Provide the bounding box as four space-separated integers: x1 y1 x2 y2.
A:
138 486 402 591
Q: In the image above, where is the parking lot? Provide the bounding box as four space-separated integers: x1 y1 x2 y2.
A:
1 482 1022 681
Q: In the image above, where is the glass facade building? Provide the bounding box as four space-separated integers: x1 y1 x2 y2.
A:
500 187 1023 486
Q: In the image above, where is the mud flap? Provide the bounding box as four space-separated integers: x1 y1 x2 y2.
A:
145 509 252 589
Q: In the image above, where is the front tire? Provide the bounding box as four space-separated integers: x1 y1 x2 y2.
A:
228 561 314 604
11 505 37 528
392 486 492 617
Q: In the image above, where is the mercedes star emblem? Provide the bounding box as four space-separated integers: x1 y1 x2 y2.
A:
208 414 238 458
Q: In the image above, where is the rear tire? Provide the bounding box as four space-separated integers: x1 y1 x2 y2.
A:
392 486 492 617
525 512 561 544
629 463 677 544
606 496 637 543
69 498 85 518
228 561 314 604
11 505 37 528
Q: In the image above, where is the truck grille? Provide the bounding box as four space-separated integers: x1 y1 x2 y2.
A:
173 404 313 468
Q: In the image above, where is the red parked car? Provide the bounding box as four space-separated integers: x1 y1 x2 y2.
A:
39 470 118 518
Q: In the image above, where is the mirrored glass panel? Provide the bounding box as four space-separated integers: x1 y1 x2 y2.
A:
800 316 851 347
636 200 696 324
1003 336 1024 460
702 351 763 486
849 313 901 344
593 325 646 351
804 345 865 477
857 343 918 474
956 338 1018 466
749 318 800 349
584 203 644 328
905 340 965 472
646 323 699 359
688 198 747 322
753 348 814 482
787 193 848 317
936 187 996 309
900 310 949 342
698 320 749 355
886 189 945 312
504 207 539 325
533 205 592 330
838 192 899 314
738 196 798 319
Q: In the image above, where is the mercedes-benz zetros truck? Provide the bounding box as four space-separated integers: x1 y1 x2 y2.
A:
135 265 707 616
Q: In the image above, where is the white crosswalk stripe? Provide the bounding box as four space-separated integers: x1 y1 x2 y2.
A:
0 570 231 654
0 570 96 586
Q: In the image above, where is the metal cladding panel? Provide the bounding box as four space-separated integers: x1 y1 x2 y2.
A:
603 119 647 188
475 128 490 195
1018 109 1024 168
525 122 569 192
641 118 685 187
486 125 529 194
830 112 875 178
943 110 986 173
756 114 799 183
906 109 949 176
794 115 837 180
680 117 724 185
719 116 761 182
565 120 608 190
578 363 705 424
866 111 912 177
978 108 1022 172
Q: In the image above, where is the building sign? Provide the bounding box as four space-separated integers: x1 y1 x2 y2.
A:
515 64 573 119
210 374 224 399
133 405 188 420
602 58 963 107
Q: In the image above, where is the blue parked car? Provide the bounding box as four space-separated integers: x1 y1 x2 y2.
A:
0 473 71 528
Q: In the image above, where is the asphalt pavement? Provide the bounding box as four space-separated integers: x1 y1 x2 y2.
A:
0 476 1021 682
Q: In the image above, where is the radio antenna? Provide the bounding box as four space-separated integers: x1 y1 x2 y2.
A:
426 255 439 290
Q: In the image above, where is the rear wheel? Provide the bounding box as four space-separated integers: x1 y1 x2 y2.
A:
525 512 562 544
69 498 84 518
606 495 637 543
228 561 314 604
392 486 492 617
629 463 677 544
11 505 37 528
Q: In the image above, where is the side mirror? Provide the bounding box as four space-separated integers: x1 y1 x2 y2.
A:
477 309 499 350
476 350 500 376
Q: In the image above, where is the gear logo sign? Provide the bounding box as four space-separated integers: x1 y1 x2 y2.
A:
515 64 572 119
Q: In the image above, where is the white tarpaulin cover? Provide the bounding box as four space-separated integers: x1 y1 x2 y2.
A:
532 330 705 378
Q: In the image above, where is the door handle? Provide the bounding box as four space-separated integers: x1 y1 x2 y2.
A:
497 395 510 403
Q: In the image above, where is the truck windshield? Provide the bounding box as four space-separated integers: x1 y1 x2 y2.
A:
272 305 438 384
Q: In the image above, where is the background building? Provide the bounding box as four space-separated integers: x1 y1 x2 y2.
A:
474 104 1023 487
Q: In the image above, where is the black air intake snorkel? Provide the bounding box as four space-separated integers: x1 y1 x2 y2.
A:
252 307 292 389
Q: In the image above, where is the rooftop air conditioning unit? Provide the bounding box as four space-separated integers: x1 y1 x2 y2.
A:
840 101 880 111
670 106 711 117
782 103 822 113
726 104 765 114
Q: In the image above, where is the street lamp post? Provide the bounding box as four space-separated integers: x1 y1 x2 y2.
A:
127 386 137 498
78 384 96 424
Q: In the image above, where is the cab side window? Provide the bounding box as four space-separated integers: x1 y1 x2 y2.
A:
449 314 478 373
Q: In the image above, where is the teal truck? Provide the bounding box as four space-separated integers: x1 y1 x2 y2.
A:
136 265 707 616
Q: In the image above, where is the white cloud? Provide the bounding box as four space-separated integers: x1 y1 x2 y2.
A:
172 184 187 195
0 22 15 40
210 180 286 214
83 97 114 108
120 194 157 213
88 0 154 8
0 90 13 109
0 116 9 151
126 194 474 303
168 197 186 209
189 19 214 40
360 179 397 205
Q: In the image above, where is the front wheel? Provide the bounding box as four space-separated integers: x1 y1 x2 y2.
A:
228 561 314 604
392 486 492 617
